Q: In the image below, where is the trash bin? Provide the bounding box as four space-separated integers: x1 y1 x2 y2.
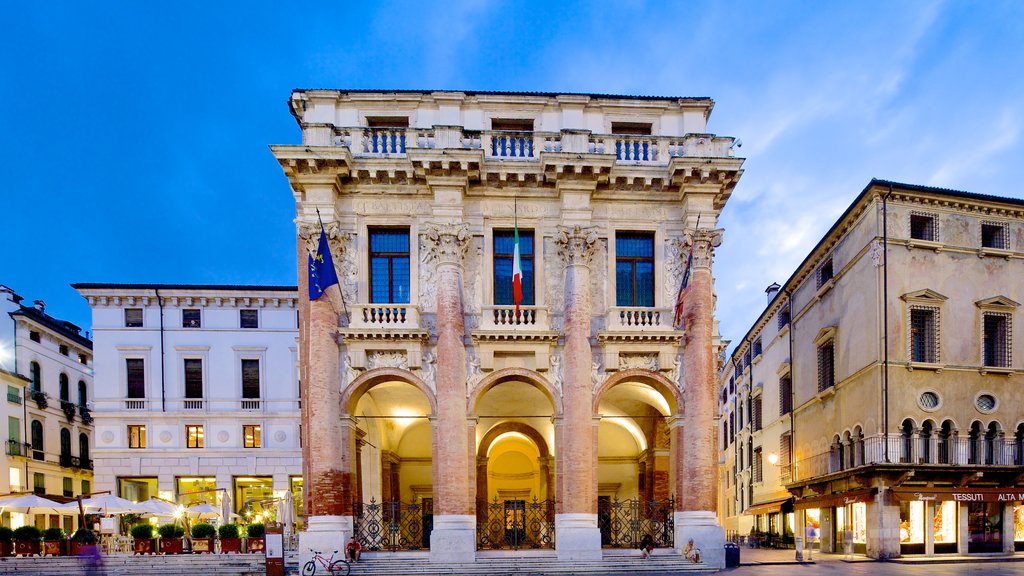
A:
724 542 740 568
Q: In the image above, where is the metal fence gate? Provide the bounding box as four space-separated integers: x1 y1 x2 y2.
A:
597 497 674 548
354 499 432 551
476 497 555 550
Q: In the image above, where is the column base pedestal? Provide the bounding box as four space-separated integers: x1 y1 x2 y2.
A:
555 513 602 561
298 515 352 568
429 515 477 563
674 511 725 569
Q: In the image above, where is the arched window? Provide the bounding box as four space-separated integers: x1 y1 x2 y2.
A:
843 431 854 469
59 373 70 402
852 425 865 467
30 420 43 451
968 421 982 465
79 433 89 464
985 422 1001 465
1015 424 1024 466
78 381 87 406
938 420 954 464
60 428 71 458
900 419 915 464
920 420 934 463
832 435 844 472
29 362 41 391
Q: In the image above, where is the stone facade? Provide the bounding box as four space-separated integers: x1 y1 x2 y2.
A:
719 180 1024 558
273 89 742 567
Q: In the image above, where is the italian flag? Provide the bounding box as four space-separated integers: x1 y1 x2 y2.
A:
512 227 524 314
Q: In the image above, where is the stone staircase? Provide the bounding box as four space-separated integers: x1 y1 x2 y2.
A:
0 553 266 575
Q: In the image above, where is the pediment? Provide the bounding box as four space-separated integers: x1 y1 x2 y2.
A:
975 295 1020 309
900 289 948 303
814 326 837 346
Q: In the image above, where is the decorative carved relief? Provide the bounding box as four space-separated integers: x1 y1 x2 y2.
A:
418 235 437 312
544 237 565 320
589 238 608 311
555 225 600 267
367 351 409 371
423 222 471 267
463 237 483 315
665 238 689 301
296 219 358 305
420 351 437 394
682 228 724 270
345 354 362 387
591 358 605 392
548 354 563 396
619 353 659 372
467 353 483 389
671 353 683 390
869 239 884 268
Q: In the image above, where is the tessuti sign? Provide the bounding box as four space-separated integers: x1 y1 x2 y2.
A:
893 487 1024 503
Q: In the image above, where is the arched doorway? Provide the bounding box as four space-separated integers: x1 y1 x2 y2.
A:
593 370 680 549
345 369 436 551
471 368 559 550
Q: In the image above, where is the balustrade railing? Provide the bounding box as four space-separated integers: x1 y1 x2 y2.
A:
349 304 420 330
487 131 536 158
124 399 146 410
241 399 261 411
607 307 674 330
788 435 1024 483
479 306 547 330
5 439 26 457
183 400 204 410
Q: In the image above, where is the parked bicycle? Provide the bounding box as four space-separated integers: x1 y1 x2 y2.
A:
302 549 350 575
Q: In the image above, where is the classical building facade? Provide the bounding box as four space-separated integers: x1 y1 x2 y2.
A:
272 89 743 566
0 285 94 532
718 180 1024 558
73 284 302 522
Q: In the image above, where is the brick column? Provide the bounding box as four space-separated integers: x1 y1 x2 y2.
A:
423 222 476 562
554 225 602 560
675 228 726 568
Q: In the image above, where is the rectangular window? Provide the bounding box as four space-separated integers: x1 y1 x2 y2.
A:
78 353 88 365
128 425 146 449
610 122 652 135
63 477 72 497
753 447 763 483
983 313 1011 368
778 305 791 330
184 359 203 399
186 425 204 449
817 339 836 392
33 472 45 495
752 397 763 432
82 479 90 495
241 359 260 399
29 331 40 343
817 257 834 288
910 307 938 363
494 230 535 306
125 308 143 328
615 232 655 307
491 118 534 132
59 345 68 356
126 359 145 399
910 213 937 241
182 309 201 328
779 376 793 416
369 228 411 304
239 309 259 329
982 222 1008 249
243 425 262 449
752 338 762 357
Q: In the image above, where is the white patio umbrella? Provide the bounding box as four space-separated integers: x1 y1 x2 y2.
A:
136 498 179 517
185 503 221 519
60 494 147 515
0 493 73 516
221 491 236 525
278 492 295 540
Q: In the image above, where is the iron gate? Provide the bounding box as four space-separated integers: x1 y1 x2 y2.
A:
354 498 432 551
477 497 555 549
597 497 674 548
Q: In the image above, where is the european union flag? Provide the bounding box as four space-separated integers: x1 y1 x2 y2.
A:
308 228 339 300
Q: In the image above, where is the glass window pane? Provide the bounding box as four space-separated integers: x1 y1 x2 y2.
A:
494 232 514 255
636 261 654 307
521 259 535 305
494 258 513 305
184 359 203 399
616 262 634 306
392 257 410 303
370 257 390 303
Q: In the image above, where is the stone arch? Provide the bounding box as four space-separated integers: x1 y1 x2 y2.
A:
477 422 550 459
343 367 437 416
468 367 562 416
592 369 682 414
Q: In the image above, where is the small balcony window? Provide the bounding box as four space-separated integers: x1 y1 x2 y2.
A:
240 309 259 329
124 308 143 328
182 309 201 328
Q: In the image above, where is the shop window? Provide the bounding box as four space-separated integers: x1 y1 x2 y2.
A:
234 476 274 517
615 232 655 307
177 477 217 508
1014 505 1024 548
852 502 867 544
935 500 958 552
968 502 1004 553
899 500 924 553
118 477 157 501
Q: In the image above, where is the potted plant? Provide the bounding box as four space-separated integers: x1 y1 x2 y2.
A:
0 526 13 557
190 522 216 553
70 529 96 556
245 523 265 553
12 525 41 557
218 523 242 554
42 527 66 556
130 523 156 555
157 523 185 554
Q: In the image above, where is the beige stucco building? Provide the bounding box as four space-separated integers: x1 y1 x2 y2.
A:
271 89 743 567
719 180 1024 558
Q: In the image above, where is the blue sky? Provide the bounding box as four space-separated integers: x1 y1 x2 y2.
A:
2 2 1023 347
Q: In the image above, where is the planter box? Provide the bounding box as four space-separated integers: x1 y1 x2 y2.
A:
219 537 242 554
42 540 65 556
160 537 184 554
133 538 156 555
246 537 265 553
0 541 12 557
191 538 214 553
14 540 40 557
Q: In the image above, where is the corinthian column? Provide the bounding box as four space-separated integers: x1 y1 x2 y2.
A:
423 222 476 562
676 227 726 568
554 225 602 561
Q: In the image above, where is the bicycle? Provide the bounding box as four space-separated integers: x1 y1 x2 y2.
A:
302 549 351 575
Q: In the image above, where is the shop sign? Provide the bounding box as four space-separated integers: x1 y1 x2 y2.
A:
895 487 1024 503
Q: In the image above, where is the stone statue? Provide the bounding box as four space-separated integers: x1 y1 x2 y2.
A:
467 353 483 387
591 359 605 391
548 354 563 396
421 351 437 393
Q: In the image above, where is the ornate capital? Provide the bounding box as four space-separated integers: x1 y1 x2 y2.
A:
296 219 357 306
682 228 724 270
423 222 470 268
555 225 600 267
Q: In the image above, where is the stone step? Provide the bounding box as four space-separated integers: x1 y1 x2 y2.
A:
0 553 266 576
285 553 714 575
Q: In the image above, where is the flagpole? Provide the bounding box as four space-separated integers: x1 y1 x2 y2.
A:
313 208 350 325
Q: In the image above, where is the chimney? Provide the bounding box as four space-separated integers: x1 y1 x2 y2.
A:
765 283 781 305
33 300 45 312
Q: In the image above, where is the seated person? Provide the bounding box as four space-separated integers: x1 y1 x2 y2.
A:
345 535 362 562
639 534 655 559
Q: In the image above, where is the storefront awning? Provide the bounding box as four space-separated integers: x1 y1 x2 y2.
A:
745 497 793 516
793 489 874 511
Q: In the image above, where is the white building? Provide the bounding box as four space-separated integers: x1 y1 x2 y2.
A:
73 283 302 522
1 285 94 532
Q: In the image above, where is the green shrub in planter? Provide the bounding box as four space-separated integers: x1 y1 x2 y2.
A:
0 527 13 542
13 526 41 541
71 529 96 543
246 523 265 538
42 528 65 541
157 523 185 538
130 524 155 540
218 524 240 539
191 523 216 538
